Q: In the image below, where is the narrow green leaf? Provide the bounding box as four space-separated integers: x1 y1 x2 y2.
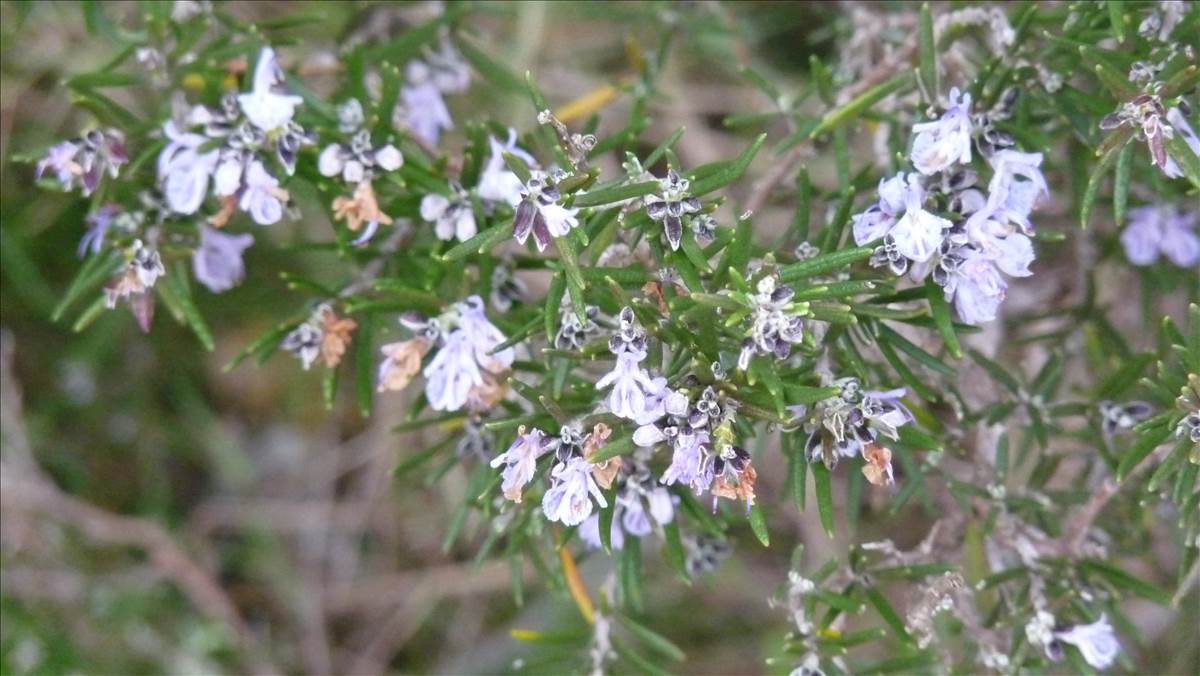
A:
589 434 635 462
778 247 874 283
791 165 813 242
662 520 690 582
322 364 338 411
553 234 588 322
573 180 659 208
64 71 142 90
52 250 121 322
925 278 962 359
967 349 1022 394
365 8 461 63
1115 423 1172 481
356 314 374 417
442 224 512 262
1079 559 1171 605
813 462 835 538
748 503 770 547
1165 129 1200 188
786 385 841 405
1106 1 1126 43
864 587 914 645
455 33 524 94
687 133 766 196
1081 129 1133 228
599 486 616 554
164 263 215 351
617 615 685 662
917 3 938 102
810 73 912 138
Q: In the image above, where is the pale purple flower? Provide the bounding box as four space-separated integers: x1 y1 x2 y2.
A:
131 240 166 289
79 205 119 257
644 170 701 251
943 250 1007 325
889 174 951 262
282 322 322 370
512 174 579 252
596 347 657 420
1120 204 1200 268
1163 107 1200 180
634 377 685 425
36 141 81 186
422 296 513 411
238 47 302 133
400 80 453 146
239 161 285 225
489 427 554 503
621 486 674 536
984 150 1048 233
852 173 908 244
158 122 219 214
424 330 482 411
477 130 536 206
421 186 477 242
213 151 245 197
36 129 127 196
409 41 471 94
1053 615 1120 670
911 87 973 175
965 215 1035 277
580 511 625 550
192 225 253 293
659 429 714 494
457 295 515 373
541 456 607 526
318 126 403 184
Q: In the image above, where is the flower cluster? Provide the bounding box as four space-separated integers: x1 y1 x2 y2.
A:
635 385 756 509
597 307 666 422
282 305 358 370
158 47 312 227
421 131 537 242
319 99 404 246
396 39 471 146
644 170 701 251
1120 203 1199 269
579 456 674 549
1101 96 1199 178
104 239 165 333
376 296 513 413
854 87 1046 324
735 274 805 371
36 128 127 196
791 378 912 486
512 171 580 252
1028 611 1121 670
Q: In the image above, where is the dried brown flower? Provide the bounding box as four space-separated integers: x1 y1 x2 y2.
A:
104 266 146 309
208 195 238 228
332 180 393 233
583 423 612 460
862 442 894 486
712 463 757 506
318 307 357 367
642 281 670 315
376 337 432 392
466 371 508 412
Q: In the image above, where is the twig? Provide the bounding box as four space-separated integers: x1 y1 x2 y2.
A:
0 468 280 676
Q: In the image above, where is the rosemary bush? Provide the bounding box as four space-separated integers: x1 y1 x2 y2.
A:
3 1 1198 674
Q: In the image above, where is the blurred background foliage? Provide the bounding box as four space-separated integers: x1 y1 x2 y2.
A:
0 2 1196 675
